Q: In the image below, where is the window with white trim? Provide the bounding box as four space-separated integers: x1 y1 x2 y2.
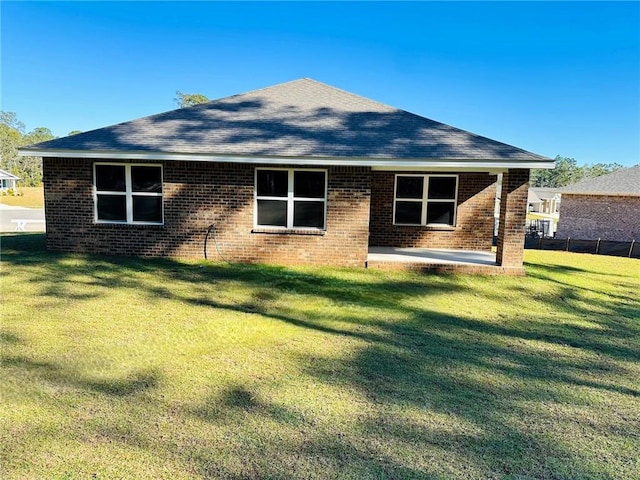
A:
255 168 327 229
393 174 458 226
94 163 163 224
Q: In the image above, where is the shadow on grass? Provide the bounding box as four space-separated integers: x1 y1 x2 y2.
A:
2 354 160 397
2 233 639 478
525 259 639 306
192 385 306 429
0 331 23 345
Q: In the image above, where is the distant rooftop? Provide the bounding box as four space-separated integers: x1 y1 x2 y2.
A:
0 169 19 180
21 78 551 166
561 165 640 196
530 187 562 200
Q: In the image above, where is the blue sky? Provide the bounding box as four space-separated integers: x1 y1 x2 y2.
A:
2 1 639 166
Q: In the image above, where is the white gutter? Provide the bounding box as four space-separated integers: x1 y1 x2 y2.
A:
18 148 556 170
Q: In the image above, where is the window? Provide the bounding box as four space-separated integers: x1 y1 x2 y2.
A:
394 174 458 226
255 168 327 229
94 163 163 224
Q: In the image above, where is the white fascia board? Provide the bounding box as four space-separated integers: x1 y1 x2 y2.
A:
18 148 556 170
374 166 503 173
0 172 20 180
371 160 555 170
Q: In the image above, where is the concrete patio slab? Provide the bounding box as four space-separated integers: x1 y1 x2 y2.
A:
368 247 496 265
366 247 524 275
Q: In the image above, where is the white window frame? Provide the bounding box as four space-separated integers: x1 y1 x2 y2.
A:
254 167 328 230
393 174 458 226
93 162 164 225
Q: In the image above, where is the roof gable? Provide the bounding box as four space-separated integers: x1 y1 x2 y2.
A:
530 187 562 200
22 78 550 164
561 165 640 196
0 169 20 180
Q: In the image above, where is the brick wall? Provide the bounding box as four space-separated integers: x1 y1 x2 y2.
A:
496 168 529 269
369 171 497 250
43 158 371 267
555 194 640 241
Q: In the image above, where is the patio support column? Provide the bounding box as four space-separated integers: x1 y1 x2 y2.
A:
496 168 530 271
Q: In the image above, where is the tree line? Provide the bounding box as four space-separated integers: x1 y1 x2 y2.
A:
0 112 58 187
530 156 625 188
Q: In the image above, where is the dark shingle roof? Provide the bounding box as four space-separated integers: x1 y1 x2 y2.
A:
561 165 640 196
26 78 549 162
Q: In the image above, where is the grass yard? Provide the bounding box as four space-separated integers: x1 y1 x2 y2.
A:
0 187 45 208
1 234 638 479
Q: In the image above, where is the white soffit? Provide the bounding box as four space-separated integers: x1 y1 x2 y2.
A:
19 148 556 170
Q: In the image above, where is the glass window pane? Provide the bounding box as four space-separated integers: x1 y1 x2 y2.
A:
97 194 126 221
132 166 162 193
257 170 288 197
427 202 455 225
294 171 325 198
133 196 162 222
257 200 287 226
95 165 125 192
394 201 422 224
396 176 424 199
293 201 324 228
428 177 457 200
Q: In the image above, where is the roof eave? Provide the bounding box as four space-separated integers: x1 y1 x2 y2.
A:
18 147 555 170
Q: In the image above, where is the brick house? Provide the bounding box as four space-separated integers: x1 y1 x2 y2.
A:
20 78 553 274
556 165 640 242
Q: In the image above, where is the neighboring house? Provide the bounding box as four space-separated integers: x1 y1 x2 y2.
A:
528 188 561 214
0 169 19 192
19 78 553 273
527 187 562 237
556 165 640 242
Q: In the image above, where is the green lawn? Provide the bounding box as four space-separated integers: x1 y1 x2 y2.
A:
0 187 45 208
1 234 638 479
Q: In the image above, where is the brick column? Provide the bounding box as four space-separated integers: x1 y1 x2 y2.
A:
496 169 530 271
